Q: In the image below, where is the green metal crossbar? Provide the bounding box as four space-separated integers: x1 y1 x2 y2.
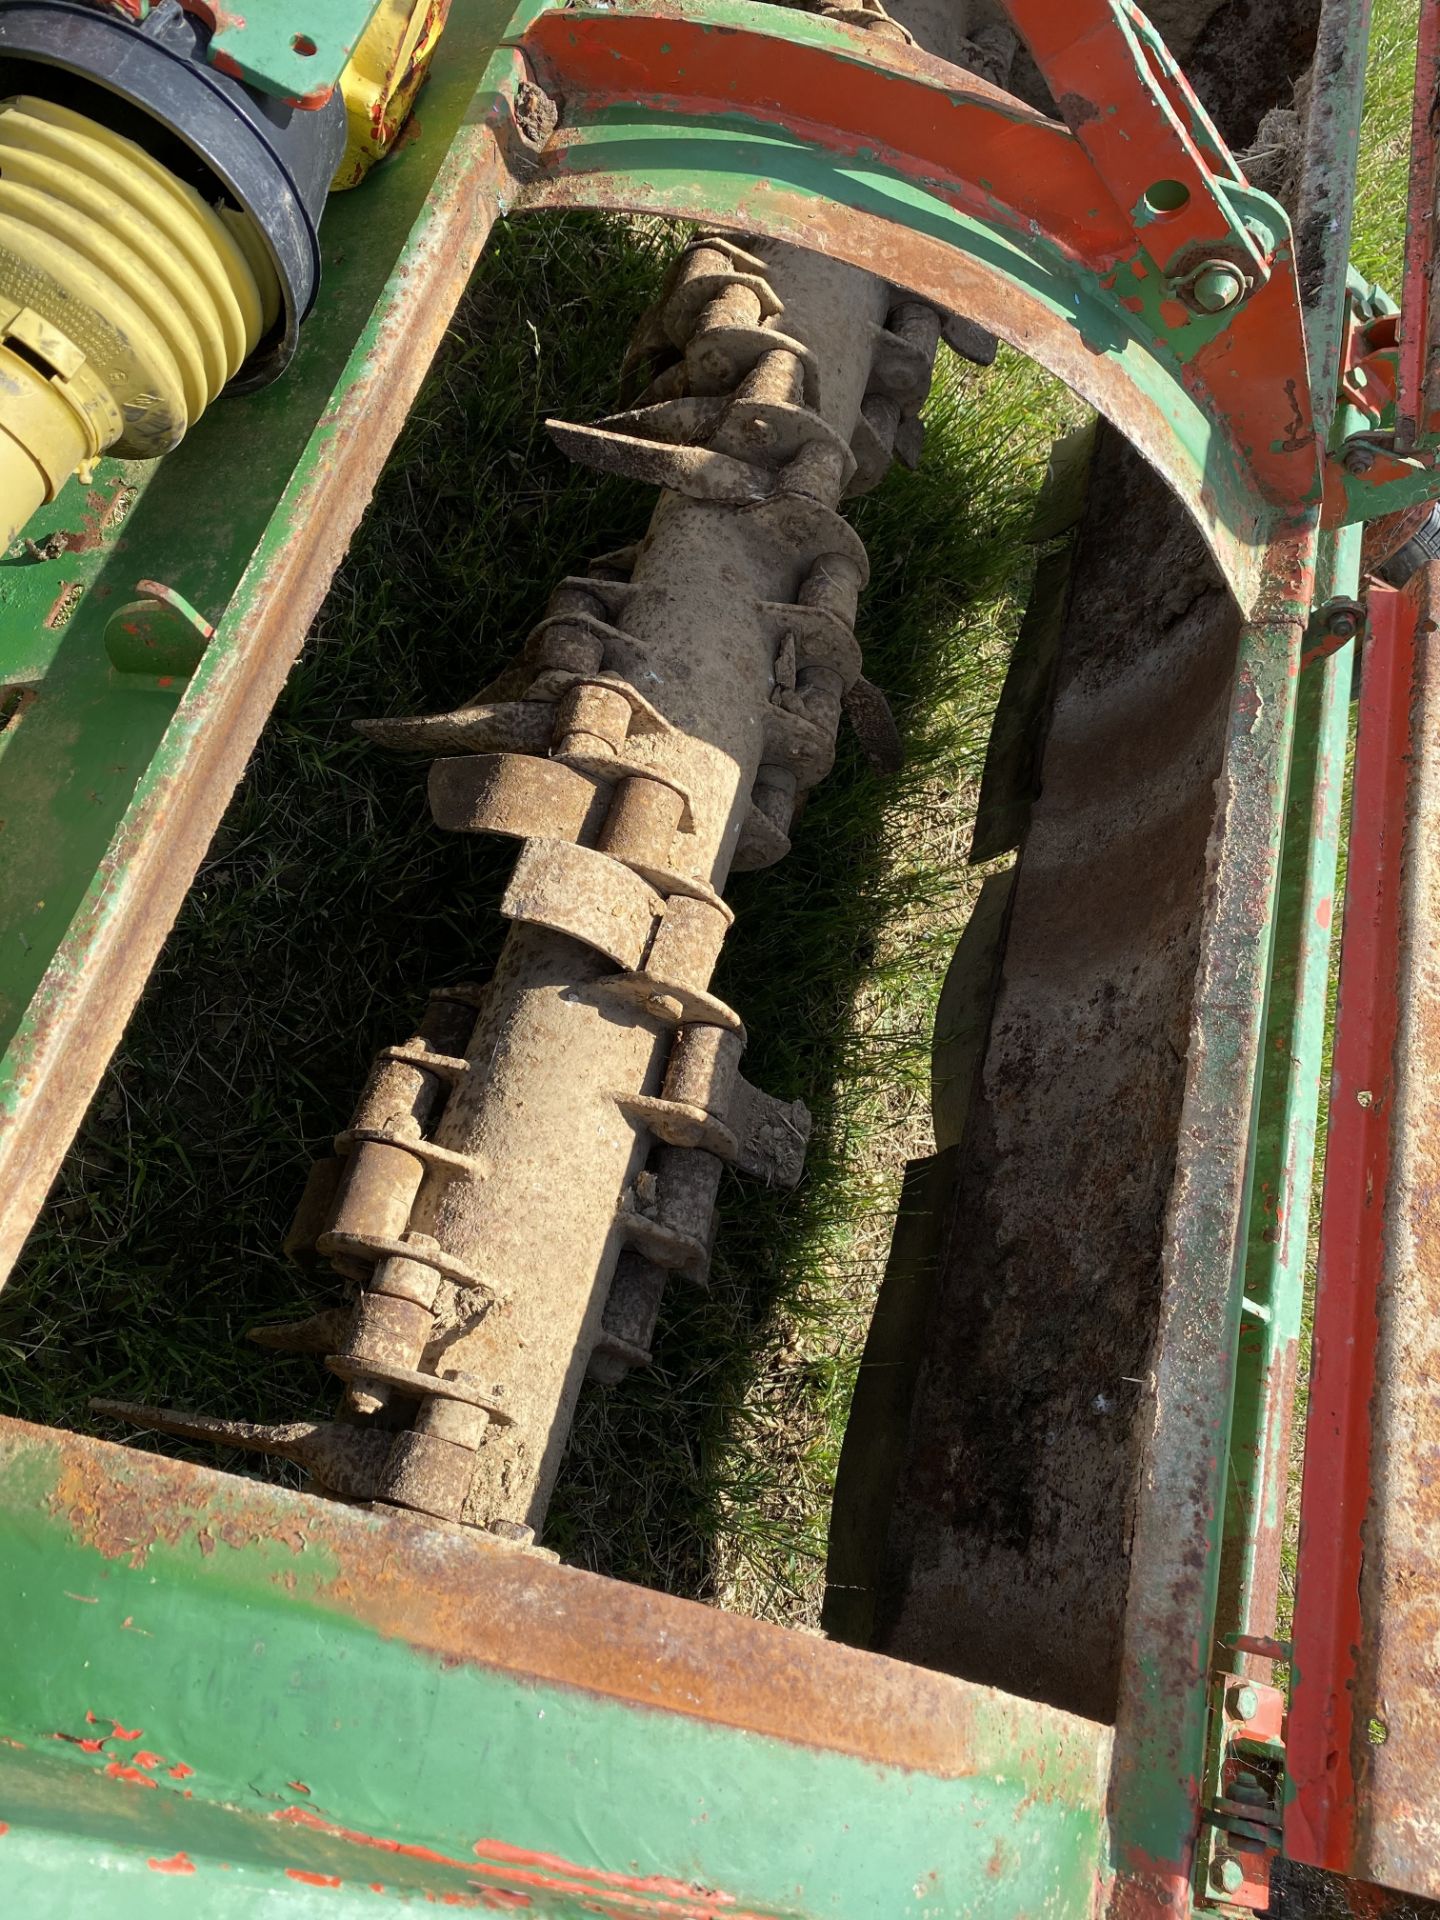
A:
0 1420 1112 1915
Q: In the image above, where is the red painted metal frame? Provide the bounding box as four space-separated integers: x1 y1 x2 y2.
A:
1008 0 1263 271
520 0 1321 526
1004 0 1320 505
1005 0 1314 520
1285 582 1417 1873
1396 0 1440 449
523 11 1134 258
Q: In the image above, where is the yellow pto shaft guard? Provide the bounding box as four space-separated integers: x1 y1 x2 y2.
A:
0 94 280 551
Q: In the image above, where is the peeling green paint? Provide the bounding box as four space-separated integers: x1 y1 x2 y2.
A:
0 1427 1113 1915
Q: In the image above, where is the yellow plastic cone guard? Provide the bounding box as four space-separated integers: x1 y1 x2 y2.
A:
0 94 281 550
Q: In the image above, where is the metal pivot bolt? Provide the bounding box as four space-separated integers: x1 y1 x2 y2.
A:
1184 260 1248 315
1343 441 1377 475
1209 1853 1246 1896
1227 1681 1260 1721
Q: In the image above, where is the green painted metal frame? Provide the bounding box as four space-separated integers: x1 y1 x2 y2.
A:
187 0 387 107
98 1 385 105
0 0 1424 1911
1217 527 1355 1669
0 1420 1113 1916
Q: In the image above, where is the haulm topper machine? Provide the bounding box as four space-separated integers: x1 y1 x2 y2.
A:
0 0 1437 1913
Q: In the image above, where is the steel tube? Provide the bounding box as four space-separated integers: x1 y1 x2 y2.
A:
318 0 975 1531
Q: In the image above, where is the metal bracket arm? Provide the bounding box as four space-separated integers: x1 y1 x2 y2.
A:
505 0 1321 610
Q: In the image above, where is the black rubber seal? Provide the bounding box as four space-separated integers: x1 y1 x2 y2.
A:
0 0 346 385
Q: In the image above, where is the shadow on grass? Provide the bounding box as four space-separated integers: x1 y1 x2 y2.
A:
1 212 1073 1611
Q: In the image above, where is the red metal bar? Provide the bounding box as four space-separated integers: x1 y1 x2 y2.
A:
523 7 1132 261
1395 0 1440 449
1285 582 1418 1871
1002 0 1264 271
1001 0 1321 519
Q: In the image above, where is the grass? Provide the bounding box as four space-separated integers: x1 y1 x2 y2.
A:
0 207 1078 1617
1351 0 1419 291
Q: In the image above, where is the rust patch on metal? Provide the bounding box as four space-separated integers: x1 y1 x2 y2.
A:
20 1415 1111 1788
1054 89 1100 128
274 1806 783 1919
146 1853 197 1875
1347 564 1440 1895
42 582 84 631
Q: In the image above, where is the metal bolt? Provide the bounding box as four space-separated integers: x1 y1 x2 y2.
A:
1314 596 1365 644
1189 262 1246 314
1210 1854 1246 1897
1344 442 1376 475
1228 1682 1260 1721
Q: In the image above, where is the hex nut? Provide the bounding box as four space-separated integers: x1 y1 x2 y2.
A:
1210 1854 1246 1896
1228 1682 1260 1721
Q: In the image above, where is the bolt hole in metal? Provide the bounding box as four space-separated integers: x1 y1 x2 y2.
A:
1144 178 1191 217
0 685 35 734
292 33 318 56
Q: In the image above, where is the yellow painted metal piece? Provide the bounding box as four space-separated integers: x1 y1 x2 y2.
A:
332 0 451 189
0 95 280 551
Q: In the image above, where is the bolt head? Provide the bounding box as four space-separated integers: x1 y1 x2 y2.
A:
1229 1681 1261 1721
1344 443 1377 476
1319 598 1364 640
1190 262 1246 314
1210 1855 1246 1896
